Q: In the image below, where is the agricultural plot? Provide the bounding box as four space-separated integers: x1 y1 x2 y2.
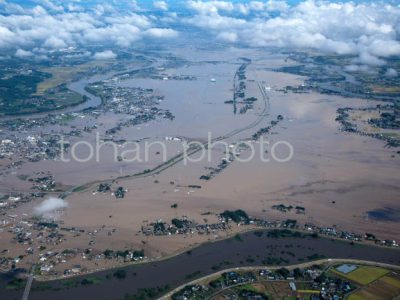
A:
238 283 267 294
296 289 320 296
293 281 319 298
36 61 112 94
0 68 85 115
332 265 389 285
348 273 400 300
263 281 294 299
213 282 294 299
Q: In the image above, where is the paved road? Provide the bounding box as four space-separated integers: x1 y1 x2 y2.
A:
158 258 400 300
21 265 35 300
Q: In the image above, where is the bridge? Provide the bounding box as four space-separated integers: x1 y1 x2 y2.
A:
21 265 35 300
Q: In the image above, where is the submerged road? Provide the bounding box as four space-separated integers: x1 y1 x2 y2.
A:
60 81 272 198
0 80 270 197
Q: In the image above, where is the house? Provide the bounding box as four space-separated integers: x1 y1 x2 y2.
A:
71 265 82 274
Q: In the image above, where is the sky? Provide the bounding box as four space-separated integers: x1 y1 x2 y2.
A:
0 0 399 67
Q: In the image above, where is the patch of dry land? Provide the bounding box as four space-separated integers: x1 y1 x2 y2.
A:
1 48 399 276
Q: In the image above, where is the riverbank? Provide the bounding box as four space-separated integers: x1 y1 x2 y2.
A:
1 229 399 300
160 258 400 300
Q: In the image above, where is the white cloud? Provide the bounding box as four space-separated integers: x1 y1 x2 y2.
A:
368 40 400 58
93 50 117 60
186 0 288 16
104 14 151 28
0 26 16 48
185 13 246 30
35 0 64 12
15 48 33 58
0 0 25 14
67 3 84 12
357 52 386 66
236 1 289 15
130 0 143 12
344 64 372 73
0 1 177 52
385 68 398 78
34 197 68 218
217 31 237 42
186 1 234 14
184 0 400 66
153 1 168 11
44 36 67 49
145 27 178 38
1 0 400 67
264 1 289 12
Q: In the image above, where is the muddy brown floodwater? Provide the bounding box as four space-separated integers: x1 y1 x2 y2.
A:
1 48 399 280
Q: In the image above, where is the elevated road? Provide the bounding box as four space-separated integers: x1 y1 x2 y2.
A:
61 81 271 198
21 265 35 300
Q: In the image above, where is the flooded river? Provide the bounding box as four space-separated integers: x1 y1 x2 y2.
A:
1 230 399 300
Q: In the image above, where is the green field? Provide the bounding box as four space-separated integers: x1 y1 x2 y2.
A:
348 294 364 300
333 266 389 285
348 274 400 300
0 59 113 115
0 71 85 115
297 289 320 294
37 61 112 94
382 275 400 288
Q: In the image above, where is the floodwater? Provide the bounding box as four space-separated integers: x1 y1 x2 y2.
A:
368 207 400 222
1 52 265 186
1 231 399 300
1 48 400 279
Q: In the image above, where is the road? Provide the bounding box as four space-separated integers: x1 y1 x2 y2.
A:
21 265 35 300
2 80 271 198
158 258 400 300
61 81 271 198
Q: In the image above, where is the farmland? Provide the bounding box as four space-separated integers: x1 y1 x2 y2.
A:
348 273 400 300
36 60 113 94
164 261 400 300
332 265 389 285
0 56 114 115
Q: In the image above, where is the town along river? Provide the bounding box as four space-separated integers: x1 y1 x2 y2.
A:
1 230 399 300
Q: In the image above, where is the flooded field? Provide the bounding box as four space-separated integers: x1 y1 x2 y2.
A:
1 48 399 277
1 1 400 299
